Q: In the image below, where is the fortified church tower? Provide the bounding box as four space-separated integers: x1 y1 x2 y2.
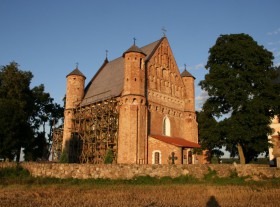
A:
181 67 197 143
118 43 148 164
62 67 86 152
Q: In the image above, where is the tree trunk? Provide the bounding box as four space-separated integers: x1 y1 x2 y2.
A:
237 143 245 164
16 147 21 162
43 121 46 134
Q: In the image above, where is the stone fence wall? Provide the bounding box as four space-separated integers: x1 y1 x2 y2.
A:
1 162 280 180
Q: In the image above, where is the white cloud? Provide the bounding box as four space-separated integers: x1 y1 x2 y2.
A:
196 90 208 101
268 41 280 45
195 63 205 70
195 90 209 111
267 28 280 35
179 63 205 72
275 51 280 57
179 65 187 71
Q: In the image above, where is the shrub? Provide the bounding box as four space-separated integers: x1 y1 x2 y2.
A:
0 165 33 185
229 170 238 178
104 148 114 164
204 167 217 180
59 150 69 163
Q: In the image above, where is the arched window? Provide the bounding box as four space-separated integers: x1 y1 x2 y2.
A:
152 150 161 164
163 116 171 136
162 68 168 80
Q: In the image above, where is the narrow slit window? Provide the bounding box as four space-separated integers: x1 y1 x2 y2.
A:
163 116 171 136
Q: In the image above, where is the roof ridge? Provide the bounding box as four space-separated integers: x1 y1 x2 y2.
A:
144 37 165 62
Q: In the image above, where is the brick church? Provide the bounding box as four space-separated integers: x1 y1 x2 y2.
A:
61 36 200 164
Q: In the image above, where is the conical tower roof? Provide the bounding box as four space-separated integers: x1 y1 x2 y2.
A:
123 44 146 57
66 68 86 79
181 69 195 79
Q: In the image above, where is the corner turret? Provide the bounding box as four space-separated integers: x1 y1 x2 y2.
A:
181 67 195 112
122 44 146 96
118 41 148 164
62 67 86 153
181 66 197 143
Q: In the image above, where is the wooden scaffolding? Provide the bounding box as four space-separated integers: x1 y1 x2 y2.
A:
71 98 119 164
51 128 63 161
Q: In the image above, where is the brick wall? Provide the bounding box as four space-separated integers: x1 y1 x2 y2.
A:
148 137 181 164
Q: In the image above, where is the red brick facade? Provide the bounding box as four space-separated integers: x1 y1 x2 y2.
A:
62 37 200 164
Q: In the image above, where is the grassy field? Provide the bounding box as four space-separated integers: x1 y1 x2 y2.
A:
1 166 280 207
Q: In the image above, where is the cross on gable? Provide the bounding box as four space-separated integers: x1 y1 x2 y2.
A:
162 27 167 37
105 50 108 59
169 152 178 164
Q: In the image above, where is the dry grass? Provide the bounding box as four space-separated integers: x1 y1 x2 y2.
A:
1 184 280 207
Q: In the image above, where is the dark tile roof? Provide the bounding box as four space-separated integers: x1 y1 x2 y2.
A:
81 38 164 106
150 134 201 148
67 68 86 78
122 44 146 57
81 57 124 106
181 69 195 79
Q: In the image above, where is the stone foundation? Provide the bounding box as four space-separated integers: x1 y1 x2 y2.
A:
1 162 279 180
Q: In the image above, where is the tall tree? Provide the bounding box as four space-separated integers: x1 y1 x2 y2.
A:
25 84 64 161
199 34 279 164
30 84 63 138
0 62 34 161
196 105 224 161
0 62 64 161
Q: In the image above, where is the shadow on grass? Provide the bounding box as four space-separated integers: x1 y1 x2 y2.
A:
206 196 221 207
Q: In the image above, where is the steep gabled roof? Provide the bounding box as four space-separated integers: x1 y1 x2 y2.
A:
84 58 109 94
81 57 124 106
81 38 164 106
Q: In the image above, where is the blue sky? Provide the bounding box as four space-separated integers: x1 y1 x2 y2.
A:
1 0 280 110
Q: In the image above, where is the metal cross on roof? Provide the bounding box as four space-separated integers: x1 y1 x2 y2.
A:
105 50 108 59
162 27 167 37
184 64 187 70
133 37 136 45
76 62 79 69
